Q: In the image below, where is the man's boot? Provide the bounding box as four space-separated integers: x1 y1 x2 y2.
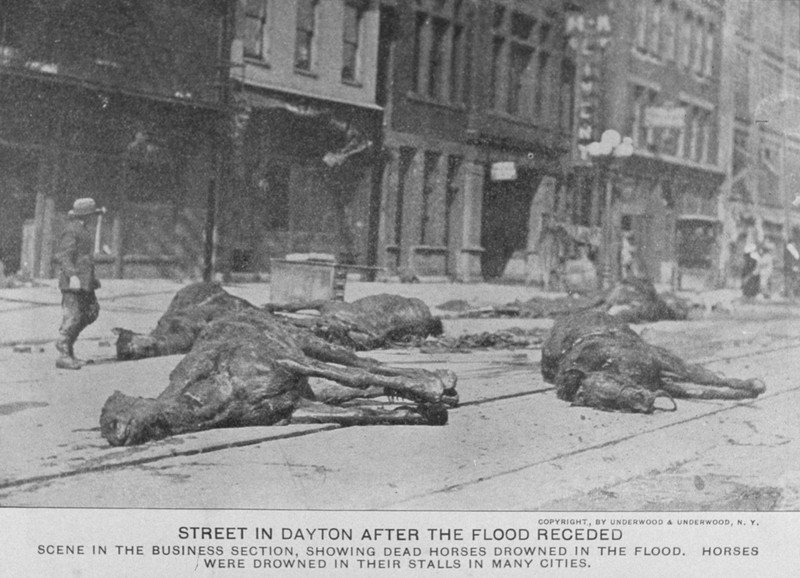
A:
55 334 83 370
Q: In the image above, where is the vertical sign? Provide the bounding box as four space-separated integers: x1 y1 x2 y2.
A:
565 9 612 163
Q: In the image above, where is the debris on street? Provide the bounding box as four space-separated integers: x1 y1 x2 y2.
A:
542 310 766 413
101 308 458 446
396 327 549 352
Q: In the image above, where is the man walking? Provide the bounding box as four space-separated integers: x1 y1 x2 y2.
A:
54 198 105 369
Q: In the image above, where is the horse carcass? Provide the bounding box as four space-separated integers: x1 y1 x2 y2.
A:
542 311 765 413
101 309 458 446
115 283 443 359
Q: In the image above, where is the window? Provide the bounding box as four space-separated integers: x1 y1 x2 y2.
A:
663 2 677 61
648 0 662 56
243 0 269 60
634 1 648 50
395 148 415 246
679 12 692 68
703 23 715 77
342 2 364 82
421 151 441 244
685 109 697 160
507 43 533 115
412 11 425 93
762 1 783 55
428 17 447 98
630 85 658 150
533 50 550 118
411 0 470 103
449 0 466 102
684 107 711 163
692 17 704 75
560 45 576 132
734 46 750 117
494 8 554 119
295 0 319 71
733 128 749 176
489 6 505 109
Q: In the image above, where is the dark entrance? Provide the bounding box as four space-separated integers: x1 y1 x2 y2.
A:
480 166 541 278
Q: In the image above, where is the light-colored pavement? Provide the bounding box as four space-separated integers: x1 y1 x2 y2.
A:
1 278 799 510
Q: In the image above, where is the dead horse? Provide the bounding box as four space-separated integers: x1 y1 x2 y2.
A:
114 282 443 359
101 310 458 446
541 311 765 413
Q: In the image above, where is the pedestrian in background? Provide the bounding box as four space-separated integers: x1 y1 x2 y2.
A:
785 242 800 299
757 243 774 300
54 198 105 370
741 241 760 299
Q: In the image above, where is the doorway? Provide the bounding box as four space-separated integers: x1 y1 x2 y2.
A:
480 167 541 279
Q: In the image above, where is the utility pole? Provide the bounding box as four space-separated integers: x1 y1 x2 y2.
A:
204 0 236 283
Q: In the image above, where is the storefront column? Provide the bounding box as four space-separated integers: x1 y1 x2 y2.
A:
456 159 485 281
399 149 424 273
378 148 400 272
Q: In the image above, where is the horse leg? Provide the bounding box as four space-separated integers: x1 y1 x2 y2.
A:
274 357 457 406
290 399 448 426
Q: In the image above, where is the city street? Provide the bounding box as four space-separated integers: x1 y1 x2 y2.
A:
2 280 800 511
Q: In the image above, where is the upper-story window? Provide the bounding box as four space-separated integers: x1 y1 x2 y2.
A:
648 0 662 56
662 2 677 61
679 11 692 69
734 45 750 117
703 23 715 77
489 5 505 109
507 12 535 115
762 0 783 56
411 0 470 104
295 0 319 71
489 4 555 121
243 0 269 61
634 1 648 51
342 1 365 82
691 16 705 75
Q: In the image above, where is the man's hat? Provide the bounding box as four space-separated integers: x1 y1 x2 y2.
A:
68 198 106 217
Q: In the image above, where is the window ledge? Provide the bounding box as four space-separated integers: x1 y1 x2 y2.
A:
244 57 271 70
486 110 552 132
294 67 318 79
341 78 363 88
405 91 466 112
631 47 663 66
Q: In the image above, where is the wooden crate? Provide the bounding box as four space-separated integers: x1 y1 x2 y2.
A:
269 258 346 304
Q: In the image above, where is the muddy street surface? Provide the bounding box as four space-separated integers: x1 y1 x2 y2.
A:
1 281 800 510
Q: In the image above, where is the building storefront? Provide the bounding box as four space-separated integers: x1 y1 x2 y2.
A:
228 89 382 274
1 75 219 280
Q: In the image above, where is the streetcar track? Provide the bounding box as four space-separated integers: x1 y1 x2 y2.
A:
3 337 800 493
